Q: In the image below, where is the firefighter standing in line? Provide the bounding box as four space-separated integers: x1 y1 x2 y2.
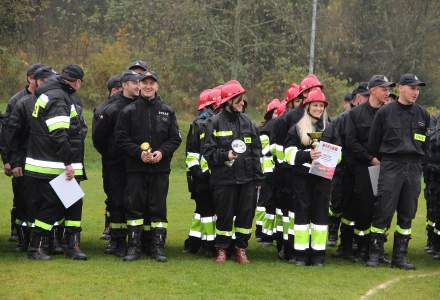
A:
367 74 430 270
92 71 143 256
2 64 44 243
255 98 282 244
25 64 87 260
284 89 330 266
202 81 263 264
128 60 148 74
184 88 220 255
115 71 182 262
99 74 122 241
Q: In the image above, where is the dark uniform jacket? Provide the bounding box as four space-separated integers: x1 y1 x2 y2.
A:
115 94 182 174
24 76 85 180
346 101 379 165
202 109 263 186
368 101 430 161
92 91 134 167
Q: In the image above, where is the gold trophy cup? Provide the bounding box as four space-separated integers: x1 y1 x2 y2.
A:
307 132 322 149
140 142 152 152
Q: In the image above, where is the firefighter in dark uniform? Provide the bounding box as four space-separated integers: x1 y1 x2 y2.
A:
425 113 440 259
284 89 331 266
128 60 148 74
183 88 220 255
203 80 263 264
367 74 429 270
2 63 43 243
255 98 282 244
25 64 87 260
99 74 122 241
115 71 182 262
342 76 394 263
3 66 56 252
93 71 142 256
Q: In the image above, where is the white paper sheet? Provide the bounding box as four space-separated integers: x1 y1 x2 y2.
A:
368 165 380 197
49 173 84 208
309 141 342 180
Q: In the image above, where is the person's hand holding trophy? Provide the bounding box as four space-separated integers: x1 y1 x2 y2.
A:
307 132 322 160
140 142 153 163
225 139 247 167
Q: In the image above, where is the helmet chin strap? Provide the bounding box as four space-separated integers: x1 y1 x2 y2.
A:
307 106 321 121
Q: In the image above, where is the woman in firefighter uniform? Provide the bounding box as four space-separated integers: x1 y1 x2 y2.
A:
184 88 220 256
203 81 263 264
284 89 331 266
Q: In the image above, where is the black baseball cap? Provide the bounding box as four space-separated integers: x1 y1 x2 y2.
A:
344 93 353 102
368 75 395 88
61 64 84 81
352 82 370 96
398 73 425 86
26 63 45 77
33 66 57 80
140 71 159 82
120 70 143 83
128 60 148 71
106 75 122 91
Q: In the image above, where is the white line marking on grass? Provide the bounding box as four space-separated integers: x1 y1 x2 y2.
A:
360 272 440 300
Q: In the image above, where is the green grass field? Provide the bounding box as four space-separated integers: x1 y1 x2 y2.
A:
0 108 439 299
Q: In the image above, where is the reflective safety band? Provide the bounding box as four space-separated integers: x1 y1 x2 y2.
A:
282 216 290 240
35 219 53 231
200 156 209 173
262 213 275 236
255 206 266 226
235 227 251 235
261 156 275 174
144 225 151 231
70 105 78 118
275 208 283 215
32 94 49 117
341 218 355 226
213 130 233 137
127 219 143 226
201 215 216 241
151 221 168 229
46 115 70 132
189 213 202 238
65 220 81 227
274 144 285 163
288 211 295 219
216 228 233 237
294 224 310 250
25 158 83 176
260 135 270 155
15 219 23 225
329 208 342 217
426 220 435 227
111 223 127 229
370 226 386 234
396 225 411 235
354 228 370 236
311 223 328 251
284 146 298 166
199 132 205 140
185 152 200 168
414 133 426 142
434 228 440 236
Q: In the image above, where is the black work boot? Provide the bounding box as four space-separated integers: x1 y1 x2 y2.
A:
65 230 88 260
255 224 263 242
327 216 340 247
183 236 201 254
27 229 51 260
295 250 308 266
333 223 354 260
101 213 111 241
151 228 167 262
433 233 440 260
201 240 216 257
426 225 434 254
353 235 369 263
142 230 153 256
391 233 415 270
310 250 325 267
114 229 127 258
15 224 29 252
123 226 142 261
49 226 64 255
366 233 384 267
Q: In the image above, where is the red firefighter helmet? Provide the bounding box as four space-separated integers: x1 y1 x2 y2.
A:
197 89 212 110
300 74 324 93
217 80 246 108
265 98 282 113
276 100 287 116
302 89 328 106
284 83 302 103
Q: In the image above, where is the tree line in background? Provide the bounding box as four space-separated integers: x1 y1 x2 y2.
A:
1 0 439 116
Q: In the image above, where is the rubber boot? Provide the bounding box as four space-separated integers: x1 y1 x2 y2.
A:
123 225 142 261
433 232 440 260
15 223 28 252
201 240 216 257
101 213 111 241
27 229 51 260
366 233 383 267
255 224 263 242
295 250 308 266
141 230 153 256
64 230 88 260
9 209 18 242
327 216 340 247
235 247 250 264
333 223 354 260
215 248 227 263
183 236 201 254
49 226 64 255
310 250 325 267
275 233 285 260
353 235 369 263
391 233 415 270
151 228 167 262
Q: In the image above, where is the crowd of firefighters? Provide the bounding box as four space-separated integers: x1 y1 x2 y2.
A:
1 60 439 269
